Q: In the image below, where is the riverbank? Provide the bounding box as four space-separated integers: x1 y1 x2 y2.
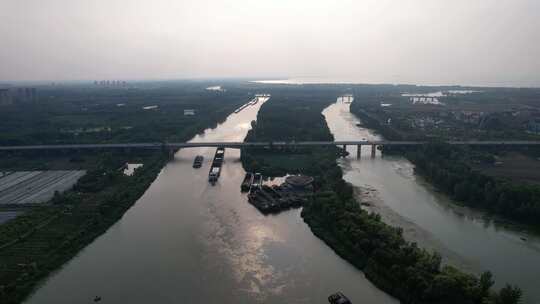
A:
0 98 243 304
351 186 479 274
330 98 540 303
351 99 540 231
0 153 168 304
243 95 522 304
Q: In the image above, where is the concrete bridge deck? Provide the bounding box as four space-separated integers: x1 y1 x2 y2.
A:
1 140 540 151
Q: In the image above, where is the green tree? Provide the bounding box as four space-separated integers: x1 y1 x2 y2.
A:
479 271 494 298
497 285 522 304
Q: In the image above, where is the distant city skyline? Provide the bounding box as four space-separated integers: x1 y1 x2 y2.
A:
1 0 539 87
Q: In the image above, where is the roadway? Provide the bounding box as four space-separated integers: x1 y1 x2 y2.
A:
1 140 540 151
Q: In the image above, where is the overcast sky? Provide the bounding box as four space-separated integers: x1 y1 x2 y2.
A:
1 0 539 86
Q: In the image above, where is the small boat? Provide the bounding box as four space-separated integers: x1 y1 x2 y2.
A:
328 292 352 304
94 296 102 302
241 172 254 192
193 155 204 168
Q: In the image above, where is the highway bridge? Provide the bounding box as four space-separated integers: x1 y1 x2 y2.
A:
1 140 540 159
2 141 540 151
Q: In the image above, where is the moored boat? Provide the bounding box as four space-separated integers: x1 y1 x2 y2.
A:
241 172 254 192
250 173 262 191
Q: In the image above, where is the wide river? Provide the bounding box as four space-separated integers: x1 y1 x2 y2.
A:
324 98 540 304
25 97 540 304
25 97 396 304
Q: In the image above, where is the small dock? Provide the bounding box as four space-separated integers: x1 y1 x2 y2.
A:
245 174 313 214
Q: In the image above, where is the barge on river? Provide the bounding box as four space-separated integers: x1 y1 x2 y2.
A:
192 155 204 168
208 147 225 184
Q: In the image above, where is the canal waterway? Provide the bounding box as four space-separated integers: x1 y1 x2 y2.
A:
25 97 396 304
323 97 540 304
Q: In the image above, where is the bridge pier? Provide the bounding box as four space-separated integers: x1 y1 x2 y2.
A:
371 145 376 158
357 145 362 159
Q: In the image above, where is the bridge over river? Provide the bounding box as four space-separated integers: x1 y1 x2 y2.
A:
1 140 540 158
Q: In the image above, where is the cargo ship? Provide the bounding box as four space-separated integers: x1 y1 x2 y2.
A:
208 147 225 184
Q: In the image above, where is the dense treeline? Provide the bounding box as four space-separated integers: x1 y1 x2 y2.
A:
304 190 522 304
242 90 342 177
395 143 540 227
242 88 522 304
351 106 405 140
0 81 246 145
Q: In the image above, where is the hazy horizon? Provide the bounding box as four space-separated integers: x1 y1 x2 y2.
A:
2 0 539 87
